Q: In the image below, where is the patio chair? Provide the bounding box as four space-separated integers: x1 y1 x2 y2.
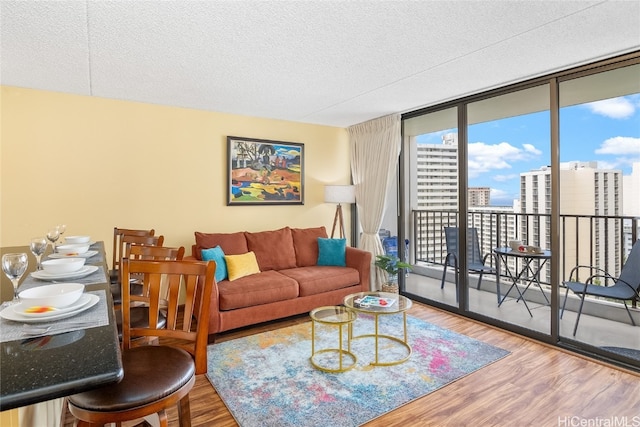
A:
441 227 498 298
561 239 640 336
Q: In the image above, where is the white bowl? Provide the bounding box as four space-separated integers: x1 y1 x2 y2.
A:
508 240 523 251
19 283 85 308
41 258 86 275
65 235 91 244
56 244 90 255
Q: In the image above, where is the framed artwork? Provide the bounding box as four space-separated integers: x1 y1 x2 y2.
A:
227 136 304 205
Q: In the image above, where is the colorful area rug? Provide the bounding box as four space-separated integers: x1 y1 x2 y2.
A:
206 314 510 427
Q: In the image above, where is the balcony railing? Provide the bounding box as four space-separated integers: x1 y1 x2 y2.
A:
411 209 639 306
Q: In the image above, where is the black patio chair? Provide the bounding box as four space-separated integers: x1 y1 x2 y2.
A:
561 239 640 336
441 227 498 299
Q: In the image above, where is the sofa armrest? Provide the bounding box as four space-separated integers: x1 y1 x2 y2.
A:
345 246 372 292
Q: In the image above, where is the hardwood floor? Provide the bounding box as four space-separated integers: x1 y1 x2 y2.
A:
64 301 640 426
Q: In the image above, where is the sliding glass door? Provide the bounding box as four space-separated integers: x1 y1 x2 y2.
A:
466 85 551 334
398 52 639 369
557 63 640 361
402 107 459 309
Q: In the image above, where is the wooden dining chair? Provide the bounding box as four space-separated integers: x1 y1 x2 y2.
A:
127 243 185 263
111 234 165 306
68 258 215 427
110 227 156 283
115 244 186 343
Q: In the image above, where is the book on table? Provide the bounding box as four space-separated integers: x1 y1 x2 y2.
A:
355 296 396 308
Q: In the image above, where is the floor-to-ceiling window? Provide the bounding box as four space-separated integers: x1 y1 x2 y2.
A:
466 85 551 333
398 52 639 370
403 107 459 309
557 63 640 360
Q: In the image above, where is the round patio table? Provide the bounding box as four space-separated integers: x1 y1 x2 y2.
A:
493 247 551 317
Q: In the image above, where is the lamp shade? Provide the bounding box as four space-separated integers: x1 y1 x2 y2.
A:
324 185 355 204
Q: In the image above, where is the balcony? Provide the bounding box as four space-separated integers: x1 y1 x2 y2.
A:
404 209 640 360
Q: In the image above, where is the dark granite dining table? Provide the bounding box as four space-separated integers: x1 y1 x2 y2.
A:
0 242 123 411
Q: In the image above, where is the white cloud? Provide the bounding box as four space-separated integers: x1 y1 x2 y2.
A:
585 97 635 119
489 188 518 206
564 137 640 171
468 141 542 178
489 188 514 200
522 143 542 155
595 136 640 155
597 160 618 170
493 174 518 182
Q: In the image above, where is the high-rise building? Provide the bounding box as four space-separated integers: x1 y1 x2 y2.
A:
410 133 459 263
410 129 629 288
520 162 623 280
413 133 458 210
469 187 491 207
411 133 521 264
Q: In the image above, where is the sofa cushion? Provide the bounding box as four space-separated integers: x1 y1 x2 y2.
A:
217 270 299 310
245 227 297 271
279 266 360 297
291 226 328 267
201 246 228 282
194 231 248 260
225 252 261 281
317 238 347 267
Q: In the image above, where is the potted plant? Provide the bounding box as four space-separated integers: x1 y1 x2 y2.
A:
374 254 412 293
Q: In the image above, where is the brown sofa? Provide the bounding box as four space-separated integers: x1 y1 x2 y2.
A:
187 226 371 341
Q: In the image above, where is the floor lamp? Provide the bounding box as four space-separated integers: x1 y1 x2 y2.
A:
324 185 355 239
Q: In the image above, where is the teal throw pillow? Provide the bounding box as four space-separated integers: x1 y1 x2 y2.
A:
317 238 347 267
201 246 228 282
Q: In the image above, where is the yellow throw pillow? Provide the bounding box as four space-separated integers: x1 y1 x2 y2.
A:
225 251 261 281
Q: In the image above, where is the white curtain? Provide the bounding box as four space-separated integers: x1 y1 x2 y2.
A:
349 114 401 290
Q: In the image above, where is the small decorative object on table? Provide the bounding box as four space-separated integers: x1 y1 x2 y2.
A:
354 295 396 308
374 254 411 294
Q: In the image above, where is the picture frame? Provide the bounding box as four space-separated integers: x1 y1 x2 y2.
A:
227 136 304 205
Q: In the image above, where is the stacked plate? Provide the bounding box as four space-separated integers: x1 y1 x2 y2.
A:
0 294 99 323
31 266 99 281
32 258 99 281
49 250 99 259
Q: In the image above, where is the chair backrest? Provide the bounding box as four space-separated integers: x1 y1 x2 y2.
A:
117 234 164 283
112 228 155 272
121 258 215 374
618 239 640 294
126 244 185 262
444 227 484 266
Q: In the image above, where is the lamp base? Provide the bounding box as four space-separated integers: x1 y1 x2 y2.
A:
330 204 346 239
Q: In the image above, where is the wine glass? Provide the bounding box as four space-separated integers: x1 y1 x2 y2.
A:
46 227 60 254
57 224 67 242
2 253 28 303
30 237 48 270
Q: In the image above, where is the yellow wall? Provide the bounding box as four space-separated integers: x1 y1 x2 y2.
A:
0 86 352 300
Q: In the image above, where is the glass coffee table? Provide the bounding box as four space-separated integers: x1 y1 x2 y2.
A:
343 292 412 366
309 306 358 373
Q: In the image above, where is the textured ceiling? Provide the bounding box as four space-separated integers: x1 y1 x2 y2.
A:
1 1 639 128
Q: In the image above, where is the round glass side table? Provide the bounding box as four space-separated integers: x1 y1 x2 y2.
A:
309 306 357 373
343 292 413 366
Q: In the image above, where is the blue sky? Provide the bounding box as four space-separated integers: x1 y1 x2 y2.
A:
417 95 640 206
